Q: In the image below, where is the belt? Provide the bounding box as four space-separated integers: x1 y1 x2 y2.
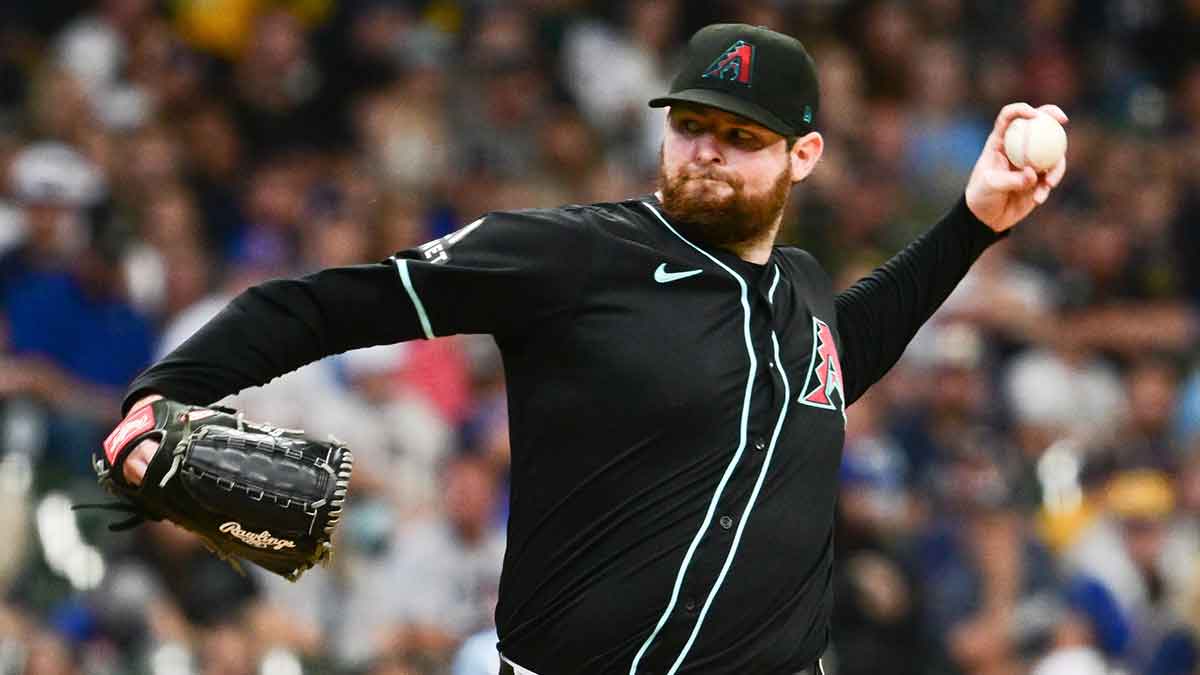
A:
499 656 825 675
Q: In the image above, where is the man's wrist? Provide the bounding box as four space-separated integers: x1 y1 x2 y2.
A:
126 392 163 416
955 195 1010 244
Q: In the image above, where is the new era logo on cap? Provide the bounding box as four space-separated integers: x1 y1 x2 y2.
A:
702 40 754 86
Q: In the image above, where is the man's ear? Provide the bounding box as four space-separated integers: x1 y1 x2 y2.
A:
789 131 824 183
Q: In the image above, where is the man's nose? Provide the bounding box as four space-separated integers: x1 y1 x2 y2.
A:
692 134 724 164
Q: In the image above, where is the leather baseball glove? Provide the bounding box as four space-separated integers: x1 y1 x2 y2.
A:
85 399 353 581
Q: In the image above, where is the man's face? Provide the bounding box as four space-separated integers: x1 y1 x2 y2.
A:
658 103 794 248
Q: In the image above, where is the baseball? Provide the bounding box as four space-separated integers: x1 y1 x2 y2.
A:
1003 112 1067 172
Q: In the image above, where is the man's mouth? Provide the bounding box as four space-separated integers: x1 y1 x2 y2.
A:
685 175 734 187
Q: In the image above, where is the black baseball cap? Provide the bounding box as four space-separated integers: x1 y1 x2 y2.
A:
649 24 820 137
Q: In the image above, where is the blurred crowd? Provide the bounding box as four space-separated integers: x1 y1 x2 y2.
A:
0 0 1198 674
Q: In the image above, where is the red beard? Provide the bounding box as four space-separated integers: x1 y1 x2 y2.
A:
657 151 792 249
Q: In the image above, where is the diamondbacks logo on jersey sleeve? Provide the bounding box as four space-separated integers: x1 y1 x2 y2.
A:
702 40 755 86
799 317 845 421
417 218 484 264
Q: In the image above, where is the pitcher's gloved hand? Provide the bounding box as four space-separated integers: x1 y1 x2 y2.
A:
120 393 162 485
86 398 353 581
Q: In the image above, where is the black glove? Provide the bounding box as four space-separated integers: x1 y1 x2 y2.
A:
86 399 353 581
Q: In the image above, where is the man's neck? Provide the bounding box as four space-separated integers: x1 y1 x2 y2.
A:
725 219 781 265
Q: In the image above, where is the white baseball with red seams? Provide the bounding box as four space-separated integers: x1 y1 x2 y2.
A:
1003 112 1068 172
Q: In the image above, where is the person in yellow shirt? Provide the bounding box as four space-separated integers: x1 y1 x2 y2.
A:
172 0 331 59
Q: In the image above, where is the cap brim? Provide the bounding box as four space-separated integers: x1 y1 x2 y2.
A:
648 89 796 137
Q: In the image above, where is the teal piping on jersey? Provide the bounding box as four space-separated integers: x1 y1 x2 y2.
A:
632 202 760 675
393 257 434 339
768 264 782 304
667 330 791 674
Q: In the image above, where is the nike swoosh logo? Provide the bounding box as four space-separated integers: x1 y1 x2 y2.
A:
654 263 703 284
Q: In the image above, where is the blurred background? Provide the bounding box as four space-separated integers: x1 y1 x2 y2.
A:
0 0 1198 674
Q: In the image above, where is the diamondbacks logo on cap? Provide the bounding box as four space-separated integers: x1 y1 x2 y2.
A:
702 40 755 86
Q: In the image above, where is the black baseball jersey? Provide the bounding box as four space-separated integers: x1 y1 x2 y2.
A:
125 194 1002 674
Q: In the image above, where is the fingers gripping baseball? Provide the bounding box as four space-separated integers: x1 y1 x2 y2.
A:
966 102 1068 232
984 165 1038 194
990 102 1040 139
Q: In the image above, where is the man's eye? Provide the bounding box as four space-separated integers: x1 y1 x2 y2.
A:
730 130 759 146
681 120 702 134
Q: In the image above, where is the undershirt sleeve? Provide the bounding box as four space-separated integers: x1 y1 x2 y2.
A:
834 197 1006 406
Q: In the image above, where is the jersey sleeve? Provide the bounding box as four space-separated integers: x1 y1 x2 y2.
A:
390 208 593 337
834 197 1006 406
123 209 592 412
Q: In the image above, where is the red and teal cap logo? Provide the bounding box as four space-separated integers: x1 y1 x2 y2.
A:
702 40 755 86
